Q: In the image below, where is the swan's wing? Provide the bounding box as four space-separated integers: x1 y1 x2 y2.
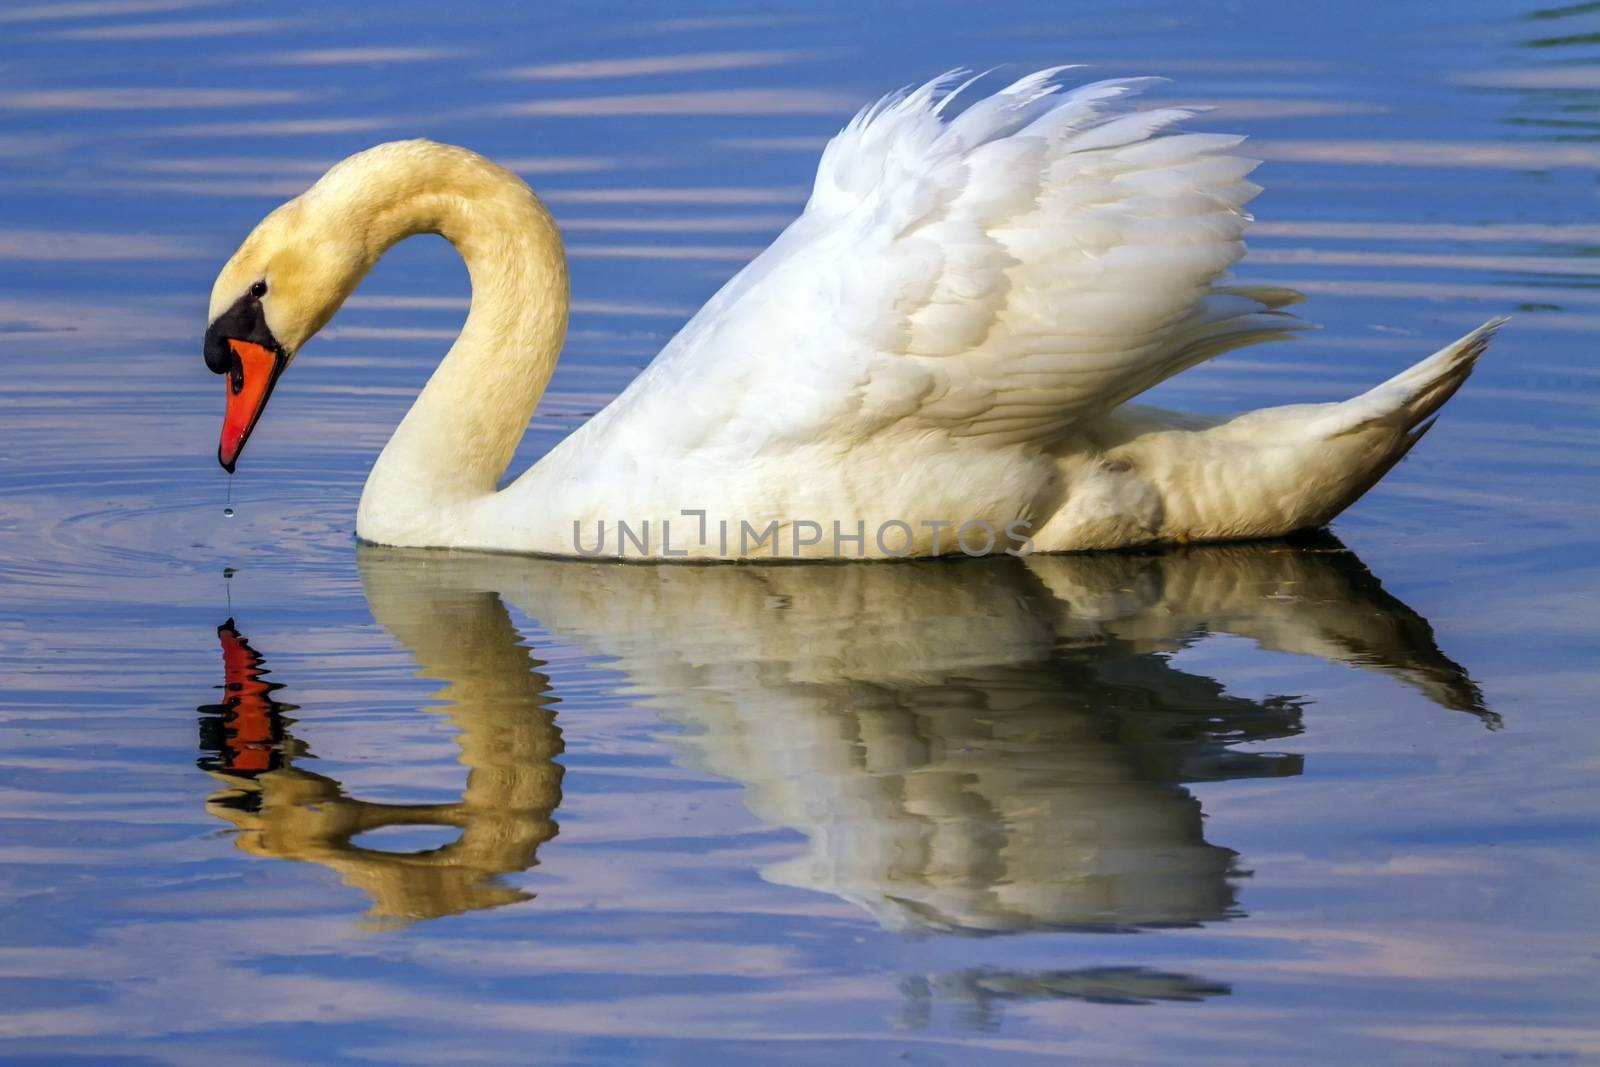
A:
612 69 1290 454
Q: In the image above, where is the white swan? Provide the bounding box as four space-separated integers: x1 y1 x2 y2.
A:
205 69 1504 560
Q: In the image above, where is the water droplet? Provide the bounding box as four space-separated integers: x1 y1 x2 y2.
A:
223 507 234 518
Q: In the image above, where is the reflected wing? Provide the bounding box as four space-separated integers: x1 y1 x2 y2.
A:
1025 536 1495 725
609 69 1292 455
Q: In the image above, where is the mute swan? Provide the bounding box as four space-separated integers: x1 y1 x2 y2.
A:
205 69 1504 560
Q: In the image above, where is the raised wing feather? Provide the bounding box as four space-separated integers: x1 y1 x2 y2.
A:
604 70 1291 457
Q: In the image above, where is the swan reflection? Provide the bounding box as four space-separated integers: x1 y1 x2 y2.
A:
195 587 562 924
195 535 1489 931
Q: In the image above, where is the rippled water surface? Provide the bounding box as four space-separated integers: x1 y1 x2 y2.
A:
3 1 1599 1062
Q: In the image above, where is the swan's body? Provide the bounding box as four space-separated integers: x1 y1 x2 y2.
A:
206 70 1503 560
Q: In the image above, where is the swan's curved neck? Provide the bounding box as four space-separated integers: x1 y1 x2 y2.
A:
319 143 568 541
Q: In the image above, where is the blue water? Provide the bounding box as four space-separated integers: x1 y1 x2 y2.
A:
2 1 1598 1062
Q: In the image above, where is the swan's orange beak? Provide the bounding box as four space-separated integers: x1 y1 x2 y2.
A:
218 339 284 473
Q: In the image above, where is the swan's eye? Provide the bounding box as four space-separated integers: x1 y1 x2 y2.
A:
250 280 268 299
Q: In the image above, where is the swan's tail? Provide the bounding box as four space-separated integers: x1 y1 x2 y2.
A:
1032 319 1507 549
1321 317 1507 447
1300 317 1507 520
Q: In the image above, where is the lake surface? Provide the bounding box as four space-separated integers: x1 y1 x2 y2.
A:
2 0 1598 1062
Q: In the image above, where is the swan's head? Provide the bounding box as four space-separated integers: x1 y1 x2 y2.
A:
204 191 369 471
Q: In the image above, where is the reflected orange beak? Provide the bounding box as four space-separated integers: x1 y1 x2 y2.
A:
198 618 287 777
219 339 284 473
216 619 279 774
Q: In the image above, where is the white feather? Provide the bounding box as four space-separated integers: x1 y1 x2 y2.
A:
598 72 1273 460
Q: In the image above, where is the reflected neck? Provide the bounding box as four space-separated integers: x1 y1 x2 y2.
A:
325 142 568 544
